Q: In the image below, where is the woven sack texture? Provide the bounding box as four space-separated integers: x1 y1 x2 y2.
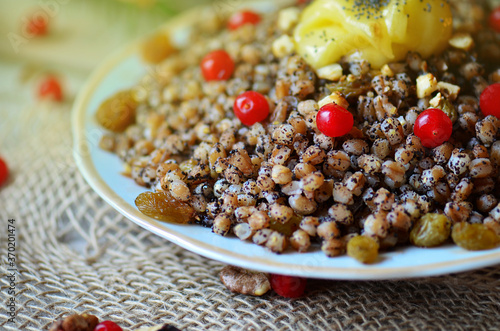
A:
1 73 500 331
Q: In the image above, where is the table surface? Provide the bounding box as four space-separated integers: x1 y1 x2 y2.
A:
1 1 500 330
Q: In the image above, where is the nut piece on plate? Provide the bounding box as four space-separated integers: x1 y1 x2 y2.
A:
135 324 181 331
49 313 98 331
416 73 438 98
316 64 343 82
277 7 300 33
448 32 474 51
219 265 271 296
272 35 295 58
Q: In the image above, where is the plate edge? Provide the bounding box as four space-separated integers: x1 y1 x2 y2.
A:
71 2 500 280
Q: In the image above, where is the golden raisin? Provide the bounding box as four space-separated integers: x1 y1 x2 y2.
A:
96 90 136 132
436 100 458 123
451 222 500 251
135 191 195 224
141 32 176 64
410 213 451 247
347 235 379 264
269 214 302 236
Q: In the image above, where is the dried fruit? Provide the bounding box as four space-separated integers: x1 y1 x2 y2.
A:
27 14 49 36
234 91 270 126
414 108 453 148
316 103 354 137
346 235 379 263
269 214 302 236
38 76 63 101
489 6 500 32
228 10 261 30
201 50 235 81
96 90 136 132
326 79 371 99
435 99 458 124
410 213 451 247
451 222 500 251
95 321 123 331
480 83 500 118
0 157 8 187
219 265 271 296
270 274 307 298
135 191 195 224
141 32 175 64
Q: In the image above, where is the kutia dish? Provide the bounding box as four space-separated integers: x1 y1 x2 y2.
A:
74 0 500 279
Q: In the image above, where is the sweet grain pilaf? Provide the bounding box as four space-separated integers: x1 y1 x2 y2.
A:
97 0 500 261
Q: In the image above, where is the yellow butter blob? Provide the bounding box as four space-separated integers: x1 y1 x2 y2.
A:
294 0 453 69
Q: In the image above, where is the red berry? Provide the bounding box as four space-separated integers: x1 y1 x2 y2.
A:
94 321 123 331
200 50 235 81
227 10 261 30
234 91 269 126
27 14 49 36
480 83 500 118
0 158 9 187
270 274 307 298
489 6 500 32
38 76 63 101
414 108 453 148
316 103 354 137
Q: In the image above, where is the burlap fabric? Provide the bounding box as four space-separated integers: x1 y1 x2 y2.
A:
0 59 499 331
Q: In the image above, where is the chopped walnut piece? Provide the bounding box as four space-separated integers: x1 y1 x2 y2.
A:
219 266 271 296
49 314 98 331
448 32 475 51
272 35 295 58
416 73 438 98
277 7 300 32
316 64 343 81
318 91 349 108
437 81 461 101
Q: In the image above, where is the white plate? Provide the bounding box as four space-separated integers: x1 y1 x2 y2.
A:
72 3 500 280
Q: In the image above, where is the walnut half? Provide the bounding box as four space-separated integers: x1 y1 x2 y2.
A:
49 314 98 331
219 266 271 296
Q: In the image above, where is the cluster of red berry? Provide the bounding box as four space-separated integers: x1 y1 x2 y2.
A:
0 158 8 187
200 10 270 127
200 5 500 150
412 82 500 148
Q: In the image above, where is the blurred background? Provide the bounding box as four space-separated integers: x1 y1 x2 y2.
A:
0 0 213 143
0 0 212 70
